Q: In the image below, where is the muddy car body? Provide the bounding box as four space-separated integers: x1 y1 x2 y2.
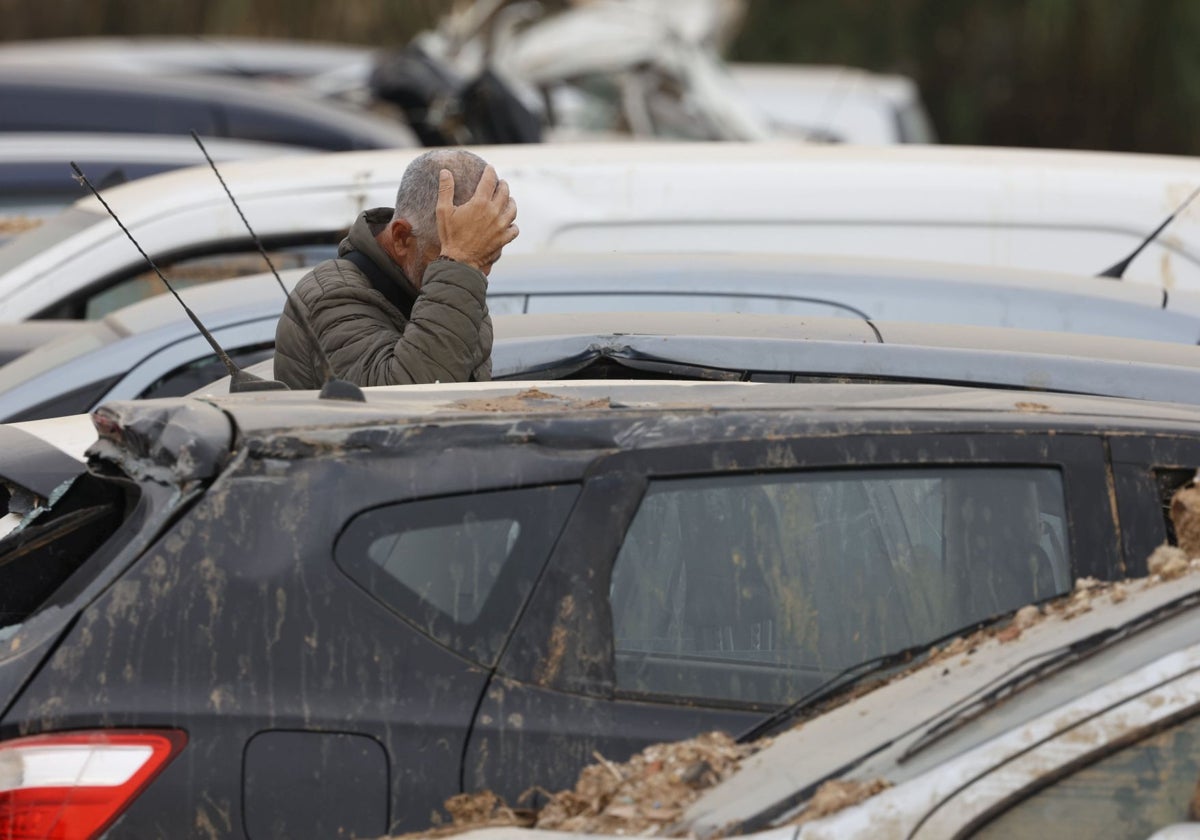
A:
5 142 1200 321
3 381 1200 836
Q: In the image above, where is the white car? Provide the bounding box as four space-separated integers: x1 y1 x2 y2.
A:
0 132 308 242
728 63 936 144
447 567 1200 839
4 142 1200 321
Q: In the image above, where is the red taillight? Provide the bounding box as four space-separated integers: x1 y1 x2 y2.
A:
0 730 186 840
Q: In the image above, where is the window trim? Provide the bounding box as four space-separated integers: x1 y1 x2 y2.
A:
32 231 343 320
334 483 582 668
1109 434 1200 577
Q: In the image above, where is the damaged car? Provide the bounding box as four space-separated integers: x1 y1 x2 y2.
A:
4 380 1200 836
439 560 1200 840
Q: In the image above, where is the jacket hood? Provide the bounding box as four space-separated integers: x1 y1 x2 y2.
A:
338 207 420 304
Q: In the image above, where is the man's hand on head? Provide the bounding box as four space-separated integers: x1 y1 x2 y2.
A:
436 165 519 273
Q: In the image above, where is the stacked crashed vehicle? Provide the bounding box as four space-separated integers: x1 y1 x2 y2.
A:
15 251 1200 423
5 376 1200 836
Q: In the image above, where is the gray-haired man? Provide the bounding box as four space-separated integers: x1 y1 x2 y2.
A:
274 149 518 389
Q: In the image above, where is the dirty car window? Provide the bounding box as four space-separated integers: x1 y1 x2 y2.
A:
610 467 1069 706
336 485 579 666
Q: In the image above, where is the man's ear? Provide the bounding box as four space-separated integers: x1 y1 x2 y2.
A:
382 218 415 260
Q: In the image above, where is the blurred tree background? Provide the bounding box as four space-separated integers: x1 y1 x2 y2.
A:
731 0 1200 155
2 0 1199 155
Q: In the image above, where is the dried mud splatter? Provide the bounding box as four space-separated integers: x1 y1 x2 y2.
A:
789 779 893 828
399 732 765 839
396 487 1200 840
0 215 42 236
451 388 611 414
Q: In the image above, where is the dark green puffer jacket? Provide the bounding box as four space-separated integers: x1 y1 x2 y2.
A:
274 208 493 389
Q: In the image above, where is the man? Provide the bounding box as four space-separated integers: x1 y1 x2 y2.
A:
274 149 518 389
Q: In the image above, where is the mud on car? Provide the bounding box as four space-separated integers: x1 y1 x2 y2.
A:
2 380 1200 838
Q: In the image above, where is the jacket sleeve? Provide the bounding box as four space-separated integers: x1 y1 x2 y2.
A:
305 258 492 387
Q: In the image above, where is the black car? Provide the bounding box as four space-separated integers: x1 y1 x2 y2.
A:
1 381 1197 837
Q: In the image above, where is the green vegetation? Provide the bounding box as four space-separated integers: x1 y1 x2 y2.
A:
3 0 1199 153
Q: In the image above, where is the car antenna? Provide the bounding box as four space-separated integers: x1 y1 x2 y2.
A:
189 131 365 403
70 161 288 394
1100 184 1200 279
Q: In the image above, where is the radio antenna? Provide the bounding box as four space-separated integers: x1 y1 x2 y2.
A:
1100 184 1200 279
190 131 364 402
70 162 286 393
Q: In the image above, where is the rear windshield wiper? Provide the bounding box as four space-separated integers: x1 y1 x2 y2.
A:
737 630 974 743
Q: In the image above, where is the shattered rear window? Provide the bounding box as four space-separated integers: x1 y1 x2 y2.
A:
0 472 137 642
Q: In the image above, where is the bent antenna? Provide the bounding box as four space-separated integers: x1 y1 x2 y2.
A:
70 162 287 394
1100 184 1200 279
190 131 365 403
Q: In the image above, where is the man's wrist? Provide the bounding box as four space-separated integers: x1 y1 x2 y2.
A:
437 249 483 271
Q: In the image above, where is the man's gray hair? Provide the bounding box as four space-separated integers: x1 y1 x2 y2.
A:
393 149 488 245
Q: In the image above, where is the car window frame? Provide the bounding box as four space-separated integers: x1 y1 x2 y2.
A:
499 428 1118 706
1110 435 1200 578
31 231 344 320
334 482 583 668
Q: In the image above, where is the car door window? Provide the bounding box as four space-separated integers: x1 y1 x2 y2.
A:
974 712 1200 839
82 245 338 319
336 485 579 666
138 344 276 400
609 467 1069 706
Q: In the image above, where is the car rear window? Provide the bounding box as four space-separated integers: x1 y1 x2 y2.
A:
0 472 137 643
610 466 1069 707
336 485 579 666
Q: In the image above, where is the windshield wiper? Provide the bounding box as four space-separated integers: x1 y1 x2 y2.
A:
737 628 977 744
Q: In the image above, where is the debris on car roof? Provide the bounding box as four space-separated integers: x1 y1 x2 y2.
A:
787 778 892 829
0 214 40 237
1170 480 1200 557
450 387 612 414
403 544 1200 840
405 732 767 838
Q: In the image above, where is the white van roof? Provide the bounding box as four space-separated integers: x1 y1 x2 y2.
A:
3 141 1200 320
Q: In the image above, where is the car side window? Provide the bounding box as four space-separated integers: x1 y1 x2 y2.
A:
337 485 579 666
82 245 339 319
138 344 275 400
973 713 1200 839
609 467 1069 707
